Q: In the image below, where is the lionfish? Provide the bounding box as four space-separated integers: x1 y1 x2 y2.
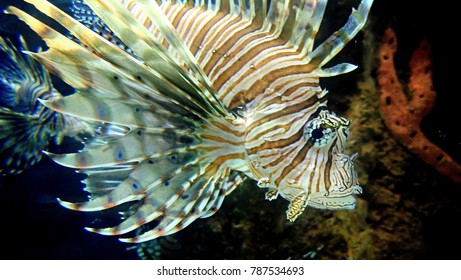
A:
5 0 373 242
0 36 93 175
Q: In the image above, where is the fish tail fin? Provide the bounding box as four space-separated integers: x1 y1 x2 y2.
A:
0 108 45 175
0 35 54 175
0 35 54 110
0 33 96 174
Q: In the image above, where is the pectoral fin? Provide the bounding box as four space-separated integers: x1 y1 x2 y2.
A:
286 192 309 222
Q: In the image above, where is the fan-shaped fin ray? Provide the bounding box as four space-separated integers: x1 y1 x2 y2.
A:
6 11 149 101
120 168 225 242
46 129 198 168
9 1 222 119
250 0 267 25
200 185 227 218
222 170 246 195
81 163 138 198
289 0 328 55
59 152 195 213
86 160 202 235
30 49 192 113
0 108 43 175
306 0 372 68
264 0 291 35
127 175 215 241
80 0 229 117
134 0 227 114
40 94 196 129
26 40 208 121
316 62 357 77
214 0 230 13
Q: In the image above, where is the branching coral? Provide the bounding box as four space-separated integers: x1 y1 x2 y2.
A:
378 28 461 183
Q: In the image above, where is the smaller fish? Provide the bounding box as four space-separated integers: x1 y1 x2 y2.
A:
0 35 94 175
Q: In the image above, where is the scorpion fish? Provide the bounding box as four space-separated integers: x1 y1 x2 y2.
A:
5 0 373 242
0 35 93 175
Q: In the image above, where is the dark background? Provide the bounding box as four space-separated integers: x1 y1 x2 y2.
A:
1 0 459 259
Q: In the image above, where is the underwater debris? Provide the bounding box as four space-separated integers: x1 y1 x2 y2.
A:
377 28 461 183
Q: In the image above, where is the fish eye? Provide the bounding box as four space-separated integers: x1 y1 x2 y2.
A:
304 118 335 147
311 128 324 140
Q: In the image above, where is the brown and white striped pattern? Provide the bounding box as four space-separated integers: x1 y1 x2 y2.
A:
6 0 372 241
148 0 365 218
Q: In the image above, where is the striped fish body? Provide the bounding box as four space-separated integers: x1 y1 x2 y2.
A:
153 1 366 220
6 0 372 242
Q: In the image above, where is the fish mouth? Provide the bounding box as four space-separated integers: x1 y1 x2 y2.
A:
307 193 358 210
305 183 362 210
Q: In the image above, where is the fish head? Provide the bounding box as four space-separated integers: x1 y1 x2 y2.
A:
294 110 363 209
244 110 361 220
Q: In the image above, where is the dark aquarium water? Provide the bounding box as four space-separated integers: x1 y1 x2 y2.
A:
0 0 460 260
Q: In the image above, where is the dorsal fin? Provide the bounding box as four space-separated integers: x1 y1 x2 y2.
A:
307 0 373 70
290 0 328 55
83 0 230 118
